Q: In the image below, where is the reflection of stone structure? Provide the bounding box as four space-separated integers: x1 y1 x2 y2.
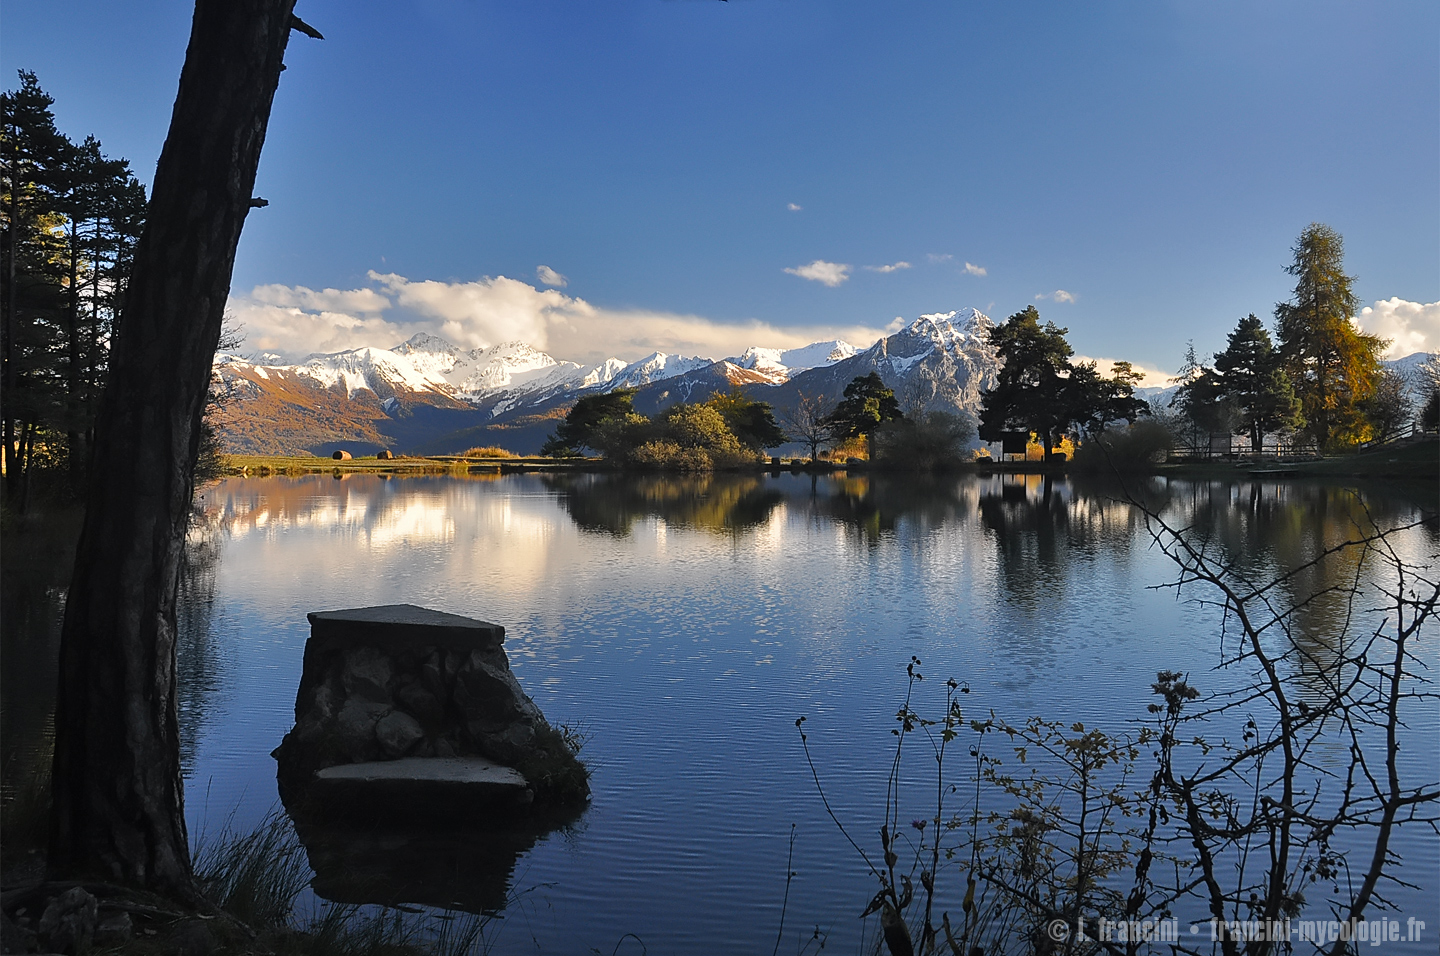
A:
294 808 583 913
274 605 587 820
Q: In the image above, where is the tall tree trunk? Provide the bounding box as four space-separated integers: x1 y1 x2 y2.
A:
49 0 296 892
3 141 17 502
66 221 81 489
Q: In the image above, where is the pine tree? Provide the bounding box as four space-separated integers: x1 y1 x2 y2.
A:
977 306 1074 456
49 0 305 892
2 71 146 503
1274 224 1384 448
1064 360 1148 439
1212 314 1302 452
824 372 904 458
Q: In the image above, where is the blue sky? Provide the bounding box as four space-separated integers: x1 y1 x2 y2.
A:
5 1 1437 374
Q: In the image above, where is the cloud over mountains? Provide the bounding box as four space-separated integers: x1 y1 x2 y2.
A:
1353 298 1440 359
227 272 893 366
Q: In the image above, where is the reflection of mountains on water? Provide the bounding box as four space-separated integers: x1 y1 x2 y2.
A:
290 805 585 914
543 473 785 536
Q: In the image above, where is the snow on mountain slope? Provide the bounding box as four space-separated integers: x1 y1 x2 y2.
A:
388 334 561 398
212 313 1008 453
217 327 871 408
733 340 858 383
766 310 1000 417
294 346 452 398
604 352 714 390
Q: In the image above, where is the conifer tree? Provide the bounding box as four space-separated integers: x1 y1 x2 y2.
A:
2 71 146 502
1212 314 1301 452
1274 224 1384 448
825 371 904 458
977 306 1074 457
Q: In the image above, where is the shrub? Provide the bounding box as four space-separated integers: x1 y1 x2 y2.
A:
513 719 592 805
630 440 713 472
654 404 761 469
1071 419 1173 473
458 445 514 458
872 411 974 472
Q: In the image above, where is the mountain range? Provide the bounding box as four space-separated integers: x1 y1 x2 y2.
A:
212 310 1427 457
213 309 997 455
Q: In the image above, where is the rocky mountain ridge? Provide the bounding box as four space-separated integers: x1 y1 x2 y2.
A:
213 310 1002 455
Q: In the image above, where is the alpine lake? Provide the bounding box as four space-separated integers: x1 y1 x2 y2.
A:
5 470 1437 954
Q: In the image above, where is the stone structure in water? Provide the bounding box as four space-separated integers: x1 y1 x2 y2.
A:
274 604 588 823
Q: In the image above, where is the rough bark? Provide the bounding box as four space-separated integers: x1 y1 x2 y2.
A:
49 0 297 891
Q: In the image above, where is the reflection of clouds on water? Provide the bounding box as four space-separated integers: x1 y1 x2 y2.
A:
217 484 455 550
180 471 1437 952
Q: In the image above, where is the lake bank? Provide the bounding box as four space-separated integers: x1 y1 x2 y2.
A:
225 435 1438 482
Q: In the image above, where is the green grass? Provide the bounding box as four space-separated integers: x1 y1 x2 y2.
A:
514 720 592 806
223 453 599 476
194 809 311 928
190 808 499 955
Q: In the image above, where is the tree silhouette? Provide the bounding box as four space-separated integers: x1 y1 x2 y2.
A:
50 0 312 893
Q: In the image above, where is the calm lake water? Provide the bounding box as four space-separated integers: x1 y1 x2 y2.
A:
7 471 1438 953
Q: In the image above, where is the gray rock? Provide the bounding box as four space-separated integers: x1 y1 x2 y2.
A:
335 699 390 762
396 678 444 724
341 646 393 703
38 886 97 955
375 710 424 758
455 649 539 724
94 911 133 946
310 681 342 721
443 648 463 683
1 908 34 954
421 649 446 696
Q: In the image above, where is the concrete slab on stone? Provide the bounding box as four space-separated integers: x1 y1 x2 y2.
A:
307 605 504 653
310 757 533 822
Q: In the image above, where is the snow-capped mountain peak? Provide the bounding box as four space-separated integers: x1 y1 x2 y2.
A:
731 339 859 383
605 352 714 390
456 341 559 393
392 331 460 357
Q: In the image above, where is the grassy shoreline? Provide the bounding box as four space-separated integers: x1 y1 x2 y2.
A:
224 437 1438 482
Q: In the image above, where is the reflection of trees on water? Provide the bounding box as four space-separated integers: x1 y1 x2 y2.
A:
977 476 1069 612
176 502 228 779
974 475 1158 612
1148 479 1436 691
804 474 974 546
543 473 785 537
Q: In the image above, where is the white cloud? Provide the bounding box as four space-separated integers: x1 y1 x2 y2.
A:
963 262 987 276
250 283 391 315
1072 355 1171 388
787 202 803 212
1036 289 1077 304
1352 297 1440 359
226 299 401 359
926 253 953 263
226 272 894 366
884 316 906 333
866 261 911 273
369 271 573 349
536 265 567 288
784 260 851 287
